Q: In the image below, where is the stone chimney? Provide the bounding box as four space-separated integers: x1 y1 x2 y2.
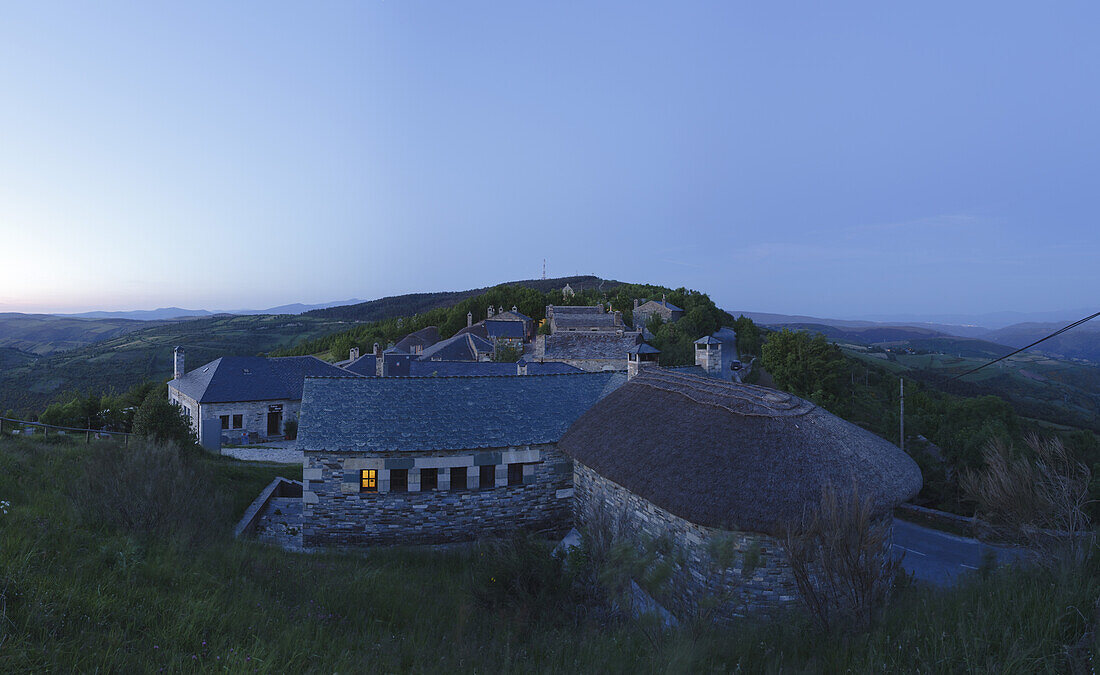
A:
597 303 604 313
633 298 639 310
487 306 495 318
173 346 185 380
373 343 382 357
511 305 518 313
349 347 360 362
614 310 622 327
467 311 473 328
662 293 667 305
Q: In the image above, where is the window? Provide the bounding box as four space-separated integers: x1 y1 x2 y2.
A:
508 463 524 486
220 415 230 430
479 465 496 489
232 414 243 429
421 468 438 491
390 469 408 493
450 466 468 490
360 469 377 493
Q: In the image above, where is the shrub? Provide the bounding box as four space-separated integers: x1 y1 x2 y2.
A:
465 535 572 622
131 390 194 446
69 441 228 544
781 482 901 633
284 417 298 440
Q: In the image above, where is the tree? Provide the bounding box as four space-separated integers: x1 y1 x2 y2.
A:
734 315 763 356
132 390 194 447
761 329 846 407
493 340 521 363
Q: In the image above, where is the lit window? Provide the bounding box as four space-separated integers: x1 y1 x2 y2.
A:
360 469 377 493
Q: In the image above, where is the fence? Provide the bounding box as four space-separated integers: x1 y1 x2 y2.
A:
0 416 132 445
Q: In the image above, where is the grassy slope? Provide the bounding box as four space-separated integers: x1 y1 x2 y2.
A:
0 436 1097 673
0 314 175 356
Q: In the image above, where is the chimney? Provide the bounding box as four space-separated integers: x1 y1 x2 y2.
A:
633 298 639 310
373 342 382 358
349 347 359 362
487 306 495 318
662 293 667 304
498 306 504 315
597 303 604 313
173 346 185 380
614 310 622 326
467 311 473 328
511 305 518 312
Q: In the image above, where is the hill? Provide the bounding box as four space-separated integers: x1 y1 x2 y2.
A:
983 321 1100 363
0 313 178 356
304 275 619 322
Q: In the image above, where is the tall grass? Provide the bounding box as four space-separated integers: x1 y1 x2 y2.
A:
0 435 1096 672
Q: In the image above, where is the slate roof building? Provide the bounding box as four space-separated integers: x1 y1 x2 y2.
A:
546 304 625 333
298 372 625 546
632 295 684 329
558 368 922 621
393 326 441 355
167 347 351 448
533 330 643 372
417 332 494 362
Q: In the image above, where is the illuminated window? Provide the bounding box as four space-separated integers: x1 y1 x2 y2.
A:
360 469 377 493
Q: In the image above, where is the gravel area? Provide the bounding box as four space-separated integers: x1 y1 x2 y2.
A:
221 444 303 464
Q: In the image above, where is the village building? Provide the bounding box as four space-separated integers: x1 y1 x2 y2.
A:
393 326 441 355
694 327 742 381
533 331 644 372
545 304 625 333
558 368 922 622
167 347 351 448
298 372 625 547
632 295 683 329
417 332 494 361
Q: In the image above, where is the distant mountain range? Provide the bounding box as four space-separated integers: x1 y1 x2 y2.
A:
57 299 364 321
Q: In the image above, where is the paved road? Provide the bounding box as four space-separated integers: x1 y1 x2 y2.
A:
892 518 1028 585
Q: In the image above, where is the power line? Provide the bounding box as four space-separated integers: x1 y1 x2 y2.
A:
948 310 1100 383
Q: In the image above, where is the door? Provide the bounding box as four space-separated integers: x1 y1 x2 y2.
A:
267 411 282 436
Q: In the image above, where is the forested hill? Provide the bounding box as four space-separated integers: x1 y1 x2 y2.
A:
302 275 620 321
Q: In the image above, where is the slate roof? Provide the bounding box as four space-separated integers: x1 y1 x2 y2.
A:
541 331 642 360
408 361 518 377
555 314 619 330
454 323 490 340
418 332 495 361
343 354 378 376
494 308 532 322
169 356 353 404
486 320 525 339
627 343 661 355
298 372 625 452
393 326 441 353
637 298 683 313
559 369 922 535
521 361 584 374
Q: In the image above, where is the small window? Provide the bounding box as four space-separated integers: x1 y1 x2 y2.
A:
479 465 496 489
390 469 408 493
232 414 243 429
508 463 524 486
421 468 438 491
360 469 377 493
450 466 468 490
220 415 229 430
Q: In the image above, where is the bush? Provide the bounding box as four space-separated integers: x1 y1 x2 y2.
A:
69 441 228 544
132 390 194 446
284 417 298 440
465 535 572 623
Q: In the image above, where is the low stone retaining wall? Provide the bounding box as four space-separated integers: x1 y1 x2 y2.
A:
234 477 302 538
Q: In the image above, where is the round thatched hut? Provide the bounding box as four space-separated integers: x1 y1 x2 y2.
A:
558 368 922 620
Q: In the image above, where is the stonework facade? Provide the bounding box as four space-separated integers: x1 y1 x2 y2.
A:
302 443 574 547
573 461 799 621
168 390 298 442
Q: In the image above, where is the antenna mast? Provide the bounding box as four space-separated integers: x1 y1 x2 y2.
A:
542 259 547 280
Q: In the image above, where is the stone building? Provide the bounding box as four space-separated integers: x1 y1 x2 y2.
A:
393 326 441 355
632 295 683 329
545 304 625 333
298 372 625 547
558 368 921 621
167 347 351 447
694 327 741 381
533 331 644 372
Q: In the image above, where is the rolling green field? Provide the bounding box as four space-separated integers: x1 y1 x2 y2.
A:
0 435 1097 673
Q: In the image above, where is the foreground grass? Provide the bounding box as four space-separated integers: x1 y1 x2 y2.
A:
0 436 1097 673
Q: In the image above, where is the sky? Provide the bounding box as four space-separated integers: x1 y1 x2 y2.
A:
1 2 1097 318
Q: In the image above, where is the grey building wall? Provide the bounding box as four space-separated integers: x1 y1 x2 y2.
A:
573 461 799 621
167 386 298 441
302 443 574 547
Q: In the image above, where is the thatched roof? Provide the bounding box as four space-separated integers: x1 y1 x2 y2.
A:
558 369 922 535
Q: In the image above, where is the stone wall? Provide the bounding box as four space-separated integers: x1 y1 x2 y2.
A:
167 387 298 441
302 443 574 547
573 461 799 621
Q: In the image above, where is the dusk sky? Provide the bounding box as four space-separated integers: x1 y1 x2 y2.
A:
1 2 1097 318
